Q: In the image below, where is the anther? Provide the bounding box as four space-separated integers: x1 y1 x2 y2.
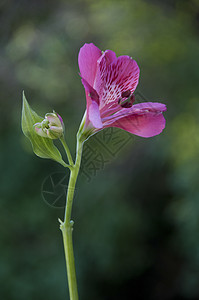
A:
121 90 131 98
120 101 133 108
119 94 135 108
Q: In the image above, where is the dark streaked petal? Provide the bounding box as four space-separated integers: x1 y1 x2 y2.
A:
96 55 140 114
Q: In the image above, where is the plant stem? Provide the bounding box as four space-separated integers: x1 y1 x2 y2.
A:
60 136 74 167
59 134 84 300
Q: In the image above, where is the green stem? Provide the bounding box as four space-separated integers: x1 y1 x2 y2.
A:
60 136 74 167
59 134 84 300
60 161 72 170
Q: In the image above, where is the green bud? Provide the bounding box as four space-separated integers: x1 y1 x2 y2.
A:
34 111 64 139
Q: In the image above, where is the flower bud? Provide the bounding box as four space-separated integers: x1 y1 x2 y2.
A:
34 111 64 139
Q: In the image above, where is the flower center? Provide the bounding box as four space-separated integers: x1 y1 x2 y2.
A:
118 90 135 108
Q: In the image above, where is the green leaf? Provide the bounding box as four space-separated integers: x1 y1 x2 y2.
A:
21 92 67 167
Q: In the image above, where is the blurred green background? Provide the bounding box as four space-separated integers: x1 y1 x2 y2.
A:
1 0 199 299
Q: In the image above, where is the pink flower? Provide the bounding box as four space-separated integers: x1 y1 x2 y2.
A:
78 43 166 138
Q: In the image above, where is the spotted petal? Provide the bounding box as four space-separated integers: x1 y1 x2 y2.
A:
96 53 140 115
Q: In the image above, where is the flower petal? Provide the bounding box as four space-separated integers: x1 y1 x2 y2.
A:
110 114 166 138
97 50 117 66
96 54 140 115
88 101 103 129
78 43 102 86
81 77 102 129
81 77 99 104
34 123 48 138
103 102 166 138
132 102 167 113
45 113 62 127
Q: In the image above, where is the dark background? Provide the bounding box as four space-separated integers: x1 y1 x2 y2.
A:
1 0 199 299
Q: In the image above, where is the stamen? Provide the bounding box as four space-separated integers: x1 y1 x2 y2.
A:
121 101 133 108
118 98 122 105
121 90 131 98
119 94 135 108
